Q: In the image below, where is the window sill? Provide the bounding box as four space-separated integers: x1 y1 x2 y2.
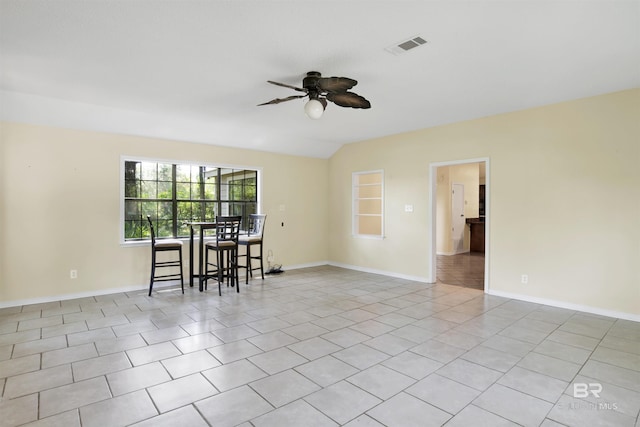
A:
120 237 191 247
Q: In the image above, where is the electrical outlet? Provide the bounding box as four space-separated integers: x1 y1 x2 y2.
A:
521 274 528 284
70 270 78 279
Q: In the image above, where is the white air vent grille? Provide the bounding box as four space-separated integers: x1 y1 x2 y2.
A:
385 36 428 55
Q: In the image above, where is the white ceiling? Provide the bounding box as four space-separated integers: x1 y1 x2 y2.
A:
1 1 639 158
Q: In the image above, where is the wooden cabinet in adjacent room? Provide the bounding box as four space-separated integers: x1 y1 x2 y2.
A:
466 218 485 252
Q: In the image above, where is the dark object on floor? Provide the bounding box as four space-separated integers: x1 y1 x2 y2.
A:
266 264 283 275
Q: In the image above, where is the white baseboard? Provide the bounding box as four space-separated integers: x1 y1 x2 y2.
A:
327 261 432 284
279 261 329 271
487 289 640 323
0 281 180 309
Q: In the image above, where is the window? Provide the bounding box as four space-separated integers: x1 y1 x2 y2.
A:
122 158 259 242
353 170 384 238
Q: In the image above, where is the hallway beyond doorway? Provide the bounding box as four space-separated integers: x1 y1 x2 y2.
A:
437 253 484 290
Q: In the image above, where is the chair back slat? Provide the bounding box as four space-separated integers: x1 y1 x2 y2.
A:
215 215 242 243
247 214 267 238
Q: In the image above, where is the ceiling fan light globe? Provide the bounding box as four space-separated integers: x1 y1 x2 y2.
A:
304 99 324 119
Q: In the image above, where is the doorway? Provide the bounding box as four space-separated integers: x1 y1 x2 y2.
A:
428 158 489 291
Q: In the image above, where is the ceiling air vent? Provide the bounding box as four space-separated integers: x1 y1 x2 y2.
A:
385 36 428 55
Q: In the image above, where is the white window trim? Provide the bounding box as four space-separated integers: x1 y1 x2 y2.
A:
119 155 262 246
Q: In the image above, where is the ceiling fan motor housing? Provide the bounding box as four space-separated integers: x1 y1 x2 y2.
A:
303 71 322 93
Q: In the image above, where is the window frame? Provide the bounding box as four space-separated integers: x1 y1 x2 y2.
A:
120 155 262 245
352 169 385 239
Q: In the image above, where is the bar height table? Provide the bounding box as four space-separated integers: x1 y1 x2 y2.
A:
184 221 219 292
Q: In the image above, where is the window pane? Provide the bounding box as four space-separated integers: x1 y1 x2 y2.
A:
229 181 243 200
204 202 217 221
141 201 157 218
157 181 172 199
176 164 191 182
157 219 173 238
125 161 140 181
158 163 172 181
125 181 139 198
177 201 193 221
204 168 217 183
141 163 157 181
204 183 216 200
125 220 143 239
124 200 140 221
244 182 257 199
191 182 203 200
177 222 190 238
176 182 190 199
219 184 230 201
141 181 157 199
157 202 173 220
229 203 243 217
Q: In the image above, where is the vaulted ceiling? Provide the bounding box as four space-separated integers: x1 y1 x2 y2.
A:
1 1 638 158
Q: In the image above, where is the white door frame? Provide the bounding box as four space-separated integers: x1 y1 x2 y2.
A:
427 157 490 291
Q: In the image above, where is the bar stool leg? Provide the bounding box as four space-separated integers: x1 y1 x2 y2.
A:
149 251 156 297
258 243 265 280
217 250 223 296
179 248 184 294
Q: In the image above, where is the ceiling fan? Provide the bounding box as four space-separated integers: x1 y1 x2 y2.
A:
258 71 371 119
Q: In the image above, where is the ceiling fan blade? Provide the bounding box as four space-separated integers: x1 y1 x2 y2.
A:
326 92 371 109
257 94 307 106
317 77 358 93
318 98 328 110
267 80 307 92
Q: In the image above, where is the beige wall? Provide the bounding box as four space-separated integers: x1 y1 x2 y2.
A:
0 123 329 303
2 89 639 318
329 89 640 317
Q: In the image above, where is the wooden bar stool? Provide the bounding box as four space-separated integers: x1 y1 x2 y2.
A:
147 215 184 296
238 214 267 284
203 216 241 295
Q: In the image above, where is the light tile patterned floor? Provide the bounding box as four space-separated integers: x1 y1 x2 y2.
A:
1 266 639 426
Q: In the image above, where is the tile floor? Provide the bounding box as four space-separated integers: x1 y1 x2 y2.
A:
1 266 639 426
